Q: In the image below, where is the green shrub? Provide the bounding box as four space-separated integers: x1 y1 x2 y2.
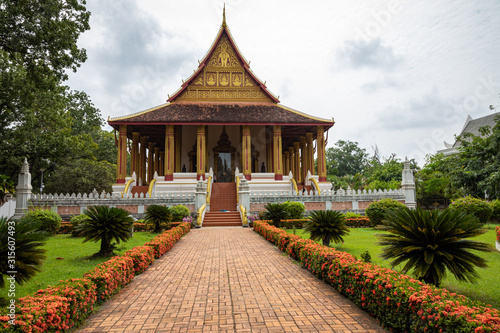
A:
170 205 190 222
490 199 500 222
344 212 362 219
69 214 88 237
365 199 405 227
23 208 62 234
449 196 493 224
283 201 305 219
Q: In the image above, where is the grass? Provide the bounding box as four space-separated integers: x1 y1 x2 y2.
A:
0 232 156 302
286 224 500 309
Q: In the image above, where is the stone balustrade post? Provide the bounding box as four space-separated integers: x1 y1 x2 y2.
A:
401 157 416 209
13 158 32 220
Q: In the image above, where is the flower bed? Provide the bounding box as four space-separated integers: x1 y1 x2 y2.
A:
0 222 191 332
345 217 371 228
496 226 500 242
58 221 72 234
253 220 500 332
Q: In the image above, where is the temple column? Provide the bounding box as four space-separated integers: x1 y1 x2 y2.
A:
273 125 283 180
116 125 127 183
175 126 182 172
294 142 301 184
159 151 165 176
140 136 147 185
266 128 273 172
148 142 155 183
284 151 290 175
164 125 175 181
154 147 160 176
196 125 206 180
300 136 307 184
317 126 327 182
131 132 140 176
289 147 295 178
306 132 315 175
242 125 252 180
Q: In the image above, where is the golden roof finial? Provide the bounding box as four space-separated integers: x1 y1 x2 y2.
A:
222 4 227 27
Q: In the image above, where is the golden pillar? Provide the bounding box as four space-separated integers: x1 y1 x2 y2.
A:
147 142 155 183
159 151 165 176
293 142 301 184
196 125 206 180
273 125 283 180
116 125 128 183
131 132 140 176
317 126 327 182
154 147 160 175
289 147 295 178
242 125 252 180
175 126 182 172
140 136 147 185
300 136 307 185
164 125 175 181
266 127 273 172
284 151 290 175
306 132 315 175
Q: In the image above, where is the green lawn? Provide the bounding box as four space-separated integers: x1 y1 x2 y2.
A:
286 225 500 309
1 232 156 302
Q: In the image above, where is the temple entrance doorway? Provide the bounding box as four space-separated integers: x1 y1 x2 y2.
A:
213 126 236 183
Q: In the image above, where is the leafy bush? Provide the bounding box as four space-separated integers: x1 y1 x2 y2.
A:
365 199 405 227
304 210 349 246
262 203 290 228
449 196 493 224
378 207 491 286
496 226 500 242
344 212 362 218
283 201 305 219
345 217 371 228
69 214 88 237
170 205 190 222
145 205 171 233
0 217 46 293
22 208 62 234
490 199 500 222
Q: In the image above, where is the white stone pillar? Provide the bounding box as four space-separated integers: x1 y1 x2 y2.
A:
238 178 250 227
13 158 32 220
402 157 416 209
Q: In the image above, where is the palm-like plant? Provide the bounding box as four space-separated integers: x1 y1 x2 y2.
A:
262 203 290 228
378 207 492 286
144 205 171 233
0 217 46 290
304 210 350 246
77 206 134 257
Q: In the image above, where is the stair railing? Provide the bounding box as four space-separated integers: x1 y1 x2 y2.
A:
239 204 248 227
206 175 213 205
196 204 206 227
122 179 135 198
235 175 240 204
147 178 157 198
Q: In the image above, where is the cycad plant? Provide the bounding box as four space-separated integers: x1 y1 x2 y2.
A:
377 207 492 286
77 206 134 257
144 205 171 233
0 217 46 294
262 203 290 228
304 210 350 246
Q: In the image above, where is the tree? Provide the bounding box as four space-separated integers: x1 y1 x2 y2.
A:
377 207 492 286
365 153 419 190
304 210 349 246
144 205 171 233
0 175 14 205
326 140 369 178
77 206 134 257
0 217 46 299
43 159 116 194
415 153 460 204
262 203 290 228
450 116 500 199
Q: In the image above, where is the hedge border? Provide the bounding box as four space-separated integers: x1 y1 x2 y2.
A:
0 222 191 332
253 220 500 332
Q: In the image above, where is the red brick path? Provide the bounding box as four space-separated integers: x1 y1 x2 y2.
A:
78 228 386 332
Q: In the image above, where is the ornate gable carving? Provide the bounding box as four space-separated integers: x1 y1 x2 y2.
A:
174 33 274 103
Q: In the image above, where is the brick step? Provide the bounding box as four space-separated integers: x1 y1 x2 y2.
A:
203 212 242 227
131 186 149 195
210 183 237 211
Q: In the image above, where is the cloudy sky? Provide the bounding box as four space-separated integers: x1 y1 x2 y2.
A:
66 0 500 166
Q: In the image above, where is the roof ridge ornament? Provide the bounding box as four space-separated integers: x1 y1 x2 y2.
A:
222 4 227 27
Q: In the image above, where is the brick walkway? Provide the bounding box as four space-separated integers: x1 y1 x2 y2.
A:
78 228 386 332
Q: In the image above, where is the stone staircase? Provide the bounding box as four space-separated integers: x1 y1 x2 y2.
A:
131 185 149 197
204 183 241 227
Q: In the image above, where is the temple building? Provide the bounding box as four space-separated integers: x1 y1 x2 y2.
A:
108 9 334 199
